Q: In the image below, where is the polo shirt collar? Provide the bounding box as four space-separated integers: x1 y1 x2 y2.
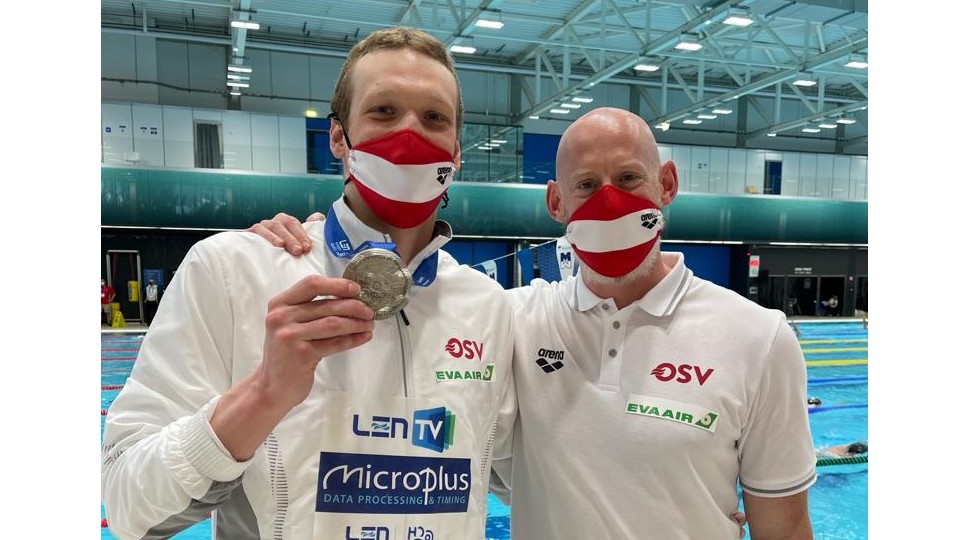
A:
565 251 693 317
323 197 451 287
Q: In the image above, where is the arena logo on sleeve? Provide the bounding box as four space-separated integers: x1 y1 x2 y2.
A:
316 452 471 514
625 394 720 433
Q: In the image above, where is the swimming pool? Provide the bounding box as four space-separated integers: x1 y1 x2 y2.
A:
101 320 867 539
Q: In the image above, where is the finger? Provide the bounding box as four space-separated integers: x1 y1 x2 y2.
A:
276 213 314 253
269 275 362 309
295 296 375 324
246 222 286 248
309 330 374 358
307 212 326 222
268 213 308 255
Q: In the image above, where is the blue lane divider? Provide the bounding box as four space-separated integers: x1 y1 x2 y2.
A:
808 376 868 385
808 403 868 414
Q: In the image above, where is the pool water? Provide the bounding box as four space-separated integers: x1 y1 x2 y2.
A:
101 320 867 539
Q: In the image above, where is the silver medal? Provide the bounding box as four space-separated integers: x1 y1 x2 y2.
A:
342 248 413 320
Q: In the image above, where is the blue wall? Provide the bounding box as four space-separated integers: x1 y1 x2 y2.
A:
522 133 560 185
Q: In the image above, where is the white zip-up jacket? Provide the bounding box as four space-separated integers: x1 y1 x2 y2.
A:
102 198 516 540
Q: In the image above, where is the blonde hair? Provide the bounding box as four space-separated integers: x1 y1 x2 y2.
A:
330 26 464 135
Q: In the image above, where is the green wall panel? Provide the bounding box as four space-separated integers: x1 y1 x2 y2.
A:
102 167 866 243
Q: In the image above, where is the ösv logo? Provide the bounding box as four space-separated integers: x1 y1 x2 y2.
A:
650 362 714 385
445 337 484 360
352 406 456 453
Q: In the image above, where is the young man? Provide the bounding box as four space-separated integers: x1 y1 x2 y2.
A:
257 108 816 539
101 27 515 540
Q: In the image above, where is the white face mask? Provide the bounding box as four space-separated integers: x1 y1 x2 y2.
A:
565 185 663 278
347 128 457 229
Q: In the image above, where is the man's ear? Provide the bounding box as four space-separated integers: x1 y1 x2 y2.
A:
452 140 462 170
546 180 566 223
329 119 348 160
659 160 680 206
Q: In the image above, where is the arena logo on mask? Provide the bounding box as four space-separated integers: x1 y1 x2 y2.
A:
565 185 663 277
348 128 457 229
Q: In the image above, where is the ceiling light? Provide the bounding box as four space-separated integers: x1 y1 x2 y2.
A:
682 119 702 125
228 65 252 73
475 18 504 29
801 127 821 133
793 72 817 86
549 108 571 114
675 34 703 51
697 114 718 120
572 96 593 103
844 54 868 69
712 108 733 115
528 115 540 119
229 91 241 96
230 20 260 30
226 82 249 88
450 44 477 54
655 122 670 131
818 123 838 129
722 9 754 27
722 15 754 26
491 139 508 144
561 103 581 109
305 109 318 118
227 74 249 80
836 117 857 125
633 63 660 72
766 132 777 137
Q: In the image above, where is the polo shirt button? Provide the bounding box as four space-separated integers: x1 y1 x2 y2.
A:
613 321 621 329
602 303 610 310
608 349 617 357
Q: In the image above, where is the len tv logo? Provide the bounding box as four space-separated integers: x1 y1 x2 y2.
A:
352 406 456 453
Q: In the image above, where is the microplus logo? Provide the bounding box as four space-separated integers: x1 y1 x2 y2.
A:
352 406 455 453
317 452 471 514
650 362 714 386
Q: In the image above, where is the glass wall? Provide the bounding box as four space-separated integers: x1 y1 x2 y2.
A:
459 123 523 183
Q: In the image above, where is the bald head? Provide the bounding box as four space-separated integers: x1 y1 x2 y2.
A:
546 106 679 224
556 107 661 181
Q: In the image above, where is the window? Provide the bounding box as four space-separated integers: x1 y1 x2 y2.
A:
194 121 224 169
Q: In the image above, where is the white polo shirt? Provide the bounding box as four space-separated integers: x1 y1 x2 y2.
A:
497 251 816 540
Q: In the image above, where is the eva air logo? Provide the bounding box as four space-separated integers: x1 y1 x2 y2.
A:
435 364 495 383
625 394 720 433
695 412 718 430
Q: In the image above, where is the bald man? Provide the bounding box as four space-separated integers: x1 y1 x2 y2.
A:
253 107 815 539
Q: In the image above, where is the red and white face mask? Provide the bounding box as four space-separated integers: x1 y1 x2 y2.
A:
347 128 457 229
565 185 663 278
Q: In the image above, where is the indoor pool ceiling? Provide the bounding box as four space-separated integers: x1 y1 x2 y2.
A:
101 0 868 150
